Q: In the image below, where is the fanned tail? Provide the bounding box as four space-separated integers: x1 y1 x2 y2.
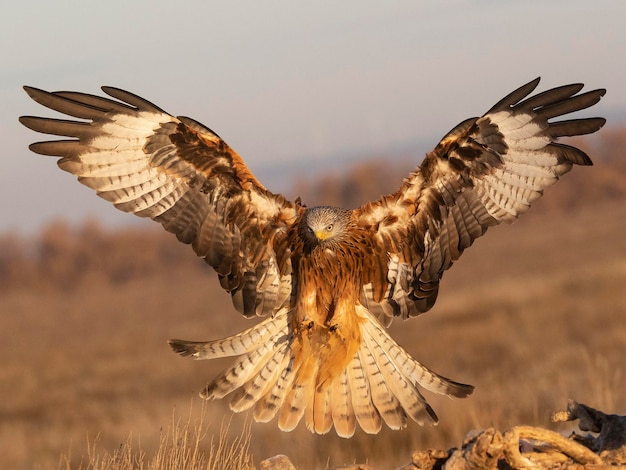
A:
168 305 473 437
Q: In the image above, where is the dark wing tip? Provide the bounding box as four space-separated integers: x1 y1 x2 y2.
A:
27 141 78 157
18 115 34 128
28 142 60 157
449 381 475 398
101 86 167 113
23 85 41 94
167 339 195 357
590 116 607 129
28 142 52 156
22 85 50 103
486 77 542 113
581 88 608 108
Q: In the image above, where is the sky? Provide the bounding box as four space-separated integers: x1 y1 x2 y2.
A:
2 0 625 233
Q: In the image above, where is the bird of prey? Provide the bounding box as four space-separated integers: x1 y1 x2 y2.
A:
20 78 605 438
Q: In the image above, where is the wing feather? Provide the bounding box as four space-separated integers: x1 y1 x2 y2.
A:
20 86 299 318
357 78 605 321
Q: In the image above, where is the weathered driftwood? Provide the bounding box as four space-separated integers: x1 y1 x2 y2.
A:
401 401 625 470
399 425 602 469
551 399 626 465
260 401 626 470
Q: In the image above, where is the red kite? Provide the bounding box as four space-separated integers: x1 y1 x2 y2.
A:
20 78 605 437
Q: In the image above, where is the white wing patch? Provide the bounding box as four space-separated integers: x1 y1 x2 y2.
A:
55 112 195 219
96 112 171 145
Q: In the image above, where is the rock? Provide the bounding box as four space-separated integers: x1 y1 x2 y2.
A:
259 454 296 470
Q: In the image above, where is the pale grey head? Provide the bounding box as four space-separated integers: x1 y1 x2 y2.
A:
300 206 352 246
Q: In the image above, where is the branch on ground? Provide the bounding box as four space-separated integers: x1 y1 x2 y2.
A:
260 400 626 470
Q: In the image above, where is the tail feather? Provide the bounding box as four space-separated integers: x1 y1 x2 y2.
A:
358 338 407 430
306 380 333 435
253 353 299 423
277 365 313 432
362 327 437 425
346 354 382 434
365 315 474 398
168 308 287 359
330 369 356 438
229 340 290 412
194 311 290 400
201 332 282 400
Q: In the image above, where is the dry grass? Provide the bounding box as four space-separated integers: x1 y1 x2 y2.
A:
2 198 626 469
58 402 254 470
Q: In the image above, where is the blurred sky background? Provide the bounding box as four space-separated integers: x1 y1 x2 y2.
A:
3 0 625 232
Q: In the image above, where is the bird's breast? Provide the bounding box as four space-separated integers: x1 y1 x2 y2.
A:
291 246 365 386
293 243 362 321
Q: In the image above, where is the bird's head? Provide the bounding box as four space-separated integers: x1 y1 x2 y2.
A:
301 206 352 246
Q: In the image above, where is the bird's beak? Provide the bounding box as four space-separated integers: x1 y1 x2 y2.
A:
315 230 329 241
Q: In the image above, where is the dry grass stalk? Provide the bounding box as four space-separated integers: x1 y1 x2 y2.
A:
58 402 254 470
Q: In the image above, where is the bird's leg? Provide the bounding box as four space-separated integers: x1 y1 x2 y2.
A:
294 317 314 335
324 300 340 333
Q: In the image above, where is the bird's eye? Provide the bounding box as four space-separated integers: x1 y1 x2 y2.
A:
326 224 334 232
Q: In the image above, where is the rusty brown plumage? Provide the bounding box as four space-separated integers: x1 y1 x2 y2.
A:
20 78 606 437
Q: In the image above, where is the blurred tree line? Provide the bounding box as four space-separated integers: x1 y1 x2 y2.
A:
0 221 208 291
1 127 624 292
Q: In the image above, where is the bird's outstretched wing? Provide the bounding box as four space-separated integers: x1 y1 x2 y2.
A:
358 78 606 321
20 86 298 317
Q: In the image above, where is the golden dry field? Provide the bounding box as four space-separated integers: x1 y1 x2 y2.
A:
2 130 626 469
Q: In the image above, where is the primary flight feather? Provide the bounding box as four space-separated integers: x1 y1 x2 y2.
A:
20 78 606 437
